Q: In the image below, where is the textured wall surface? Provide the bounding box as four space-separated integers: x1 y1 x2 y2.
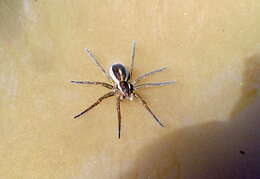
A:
1 0 260 178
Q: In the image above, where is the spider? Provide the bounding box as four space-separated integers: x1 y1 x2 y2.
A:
71 41 176 138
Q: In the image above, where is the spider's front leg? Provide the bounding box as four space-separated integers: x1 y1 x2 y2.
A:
132 67 167 85
74 91 115 118
134 92 165 127
116 96 121 139
134 81 176 89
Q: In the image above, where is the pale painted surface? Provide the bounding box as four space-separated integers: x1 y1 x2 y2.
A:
0 0 260 178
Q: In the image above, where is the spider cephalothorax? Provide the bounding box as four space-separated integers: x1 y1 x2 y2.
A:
71 41 176 138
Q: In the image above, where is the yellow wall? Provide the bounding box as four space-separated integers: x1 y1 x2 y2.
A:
1 0 259 178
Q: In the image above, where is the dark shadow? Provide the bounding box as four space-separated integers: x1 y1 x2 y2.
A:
230 54 260 118
123 54 260 179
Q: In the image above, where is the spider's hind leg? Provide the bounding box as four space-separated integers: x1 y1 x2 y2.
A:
129 40 136 79
70 80 113 89
84 48 111 81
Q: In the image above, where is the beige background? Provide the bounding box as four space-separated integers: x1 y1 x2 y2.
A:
1 0 260 179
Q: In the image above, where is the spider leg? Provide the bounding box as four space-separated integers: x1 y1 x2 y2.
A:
84 48 111 81
134 93 165 127
132 67 167 85
129 40 136 79
74 91 115 119
116 96 121 139
134 81 176 90
70 80 113 89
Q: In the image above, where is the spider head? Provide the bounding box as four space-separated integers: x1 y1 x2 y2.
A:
118 81 134 100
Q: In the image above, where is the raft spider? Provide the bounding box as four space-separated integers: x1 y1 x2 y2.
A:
71 41 176 138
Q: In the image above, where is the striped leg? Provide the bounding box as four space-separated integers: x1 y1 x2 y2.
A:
132 67 167 85
84 48 111 81
134 81 176 90
70 80 113 89
129 40 136 79
134 93 164 127
74 91 115 118
116 96 121 139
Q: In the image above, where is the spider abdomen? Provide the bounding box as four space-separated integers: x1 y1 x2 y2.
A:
109 63 130 84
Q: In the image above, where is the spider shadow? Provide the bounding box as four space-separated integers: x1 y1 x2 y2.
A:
122 54 260 179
